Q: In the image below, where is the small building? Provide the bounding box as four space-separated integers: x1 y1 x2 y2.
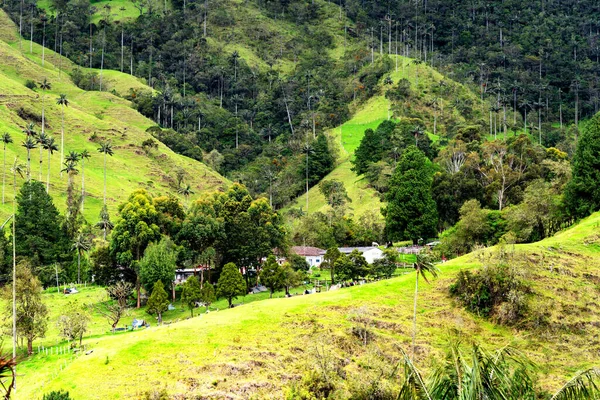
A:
174 266 209 284
290 246 326 268
338 246 383 264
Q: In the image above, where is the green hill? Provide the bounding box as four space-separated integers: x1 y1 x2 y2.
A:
288 54 489 218
0 10 227 221
14 209 600 398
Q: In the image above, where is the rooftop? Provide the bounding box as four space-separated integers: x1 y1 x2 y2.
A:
291 246 326 257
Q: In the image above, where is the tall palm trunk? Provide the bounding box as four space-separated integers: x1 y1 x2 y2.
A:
60 104 64 177
103 151 107 205
46 149 51 192
2 144 6 204
81 159 86 212
38 145 43 181
77 250 81 284
41 91 45 135
412 272 419 359
12 165 17 381
26 149 31 181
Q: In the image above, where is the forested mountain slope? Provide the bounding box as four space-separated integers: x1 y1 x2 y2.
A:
0 10 227 221
287 52 489 218
15 209 600 399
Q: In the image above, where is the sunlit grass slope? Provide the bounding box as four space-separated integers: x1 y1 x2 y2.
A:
0 10 227 221
16 211 600 398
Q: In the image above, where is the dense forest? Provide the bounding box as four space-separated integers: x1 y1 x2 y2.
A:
3 0 600 251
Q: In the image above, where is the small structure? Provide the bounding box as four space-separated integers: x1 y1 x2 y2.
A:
290 246 326 268
338 247 384 264
174 265 209 284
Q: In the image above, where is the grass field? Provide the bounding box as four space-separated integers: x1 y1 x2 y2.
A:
13 211 600 398
0 10 227 222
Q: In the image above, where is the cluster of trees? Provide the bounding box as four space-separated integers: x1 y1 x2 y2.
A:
348 114 586 252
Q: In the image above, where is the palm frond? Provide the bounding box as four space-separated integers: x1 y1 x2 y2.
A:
550 368 600 400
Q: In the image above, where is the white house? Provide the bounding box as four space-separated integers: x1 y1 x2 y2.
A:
290 246 326 268
338 247 383 264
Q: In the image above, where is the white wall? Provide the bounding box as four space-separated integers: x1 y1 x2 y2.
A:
306 255 323 268
362 248 383 264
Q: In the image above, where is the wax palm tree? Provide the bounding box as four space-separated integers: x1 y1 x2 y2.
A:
519 99 532 135
22 123 35 138
79 150 91 211
302 141 314 213
65 150 80 164
43 136 58 193
21 137 37 181
39 79 51 134
1 133 12 204
97 141 114 206
36 132 48 181
72 232 92 284
96 204 113 240
412 58 423 86
177 183 194 207
56 94 69 175
10 159 25 369
61 160 79 207
411 252 439 358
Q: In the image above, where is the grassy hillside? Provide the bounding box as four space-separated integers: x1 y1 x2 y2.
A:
288 54 488 218
15 211 600 398
0 10 227 221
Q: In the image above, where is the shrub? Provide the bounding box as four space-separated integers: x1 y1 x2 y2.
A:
25 80 37 90
449 264 531 325
42 391 71 400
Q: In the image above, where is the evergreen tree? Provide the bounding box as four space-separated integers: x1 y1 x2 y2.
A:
14 181 63 267
217 262 246 308
333 253 354 282
259 255 284 298
383 146 438 244
352 127 384 175
307 134 334 186
321 247 341 284
181 275 202 317
199 282 216 312
565 114 600 218
146 280 169 324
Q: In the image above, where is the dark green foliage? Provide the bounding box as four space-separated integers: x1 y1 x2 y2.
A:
151 128 203 162
565 115 600 219
319 179 350 208
352 120 396 175
385 78 412 101
147 280 170 324
199 283 216 311
450 264 530 325
259 255 284 297
371 249 398 278
15 181 66 270
181 275 202 317
383 146 438 244
139 238 177 293
25 80 37 90
216 262 246 308
333 254 354 282
432 169 483 228
307 134 334 187
42 391 71 400
288 253 310 272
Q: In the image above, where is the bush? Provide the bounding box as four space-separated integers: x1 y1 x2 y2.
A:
449 264 530 325
25 80 37 90
42 391 71 400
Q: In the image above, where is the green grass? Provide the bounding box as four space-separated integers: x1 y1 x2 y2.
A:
0 11 228 222
15 211 600 398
